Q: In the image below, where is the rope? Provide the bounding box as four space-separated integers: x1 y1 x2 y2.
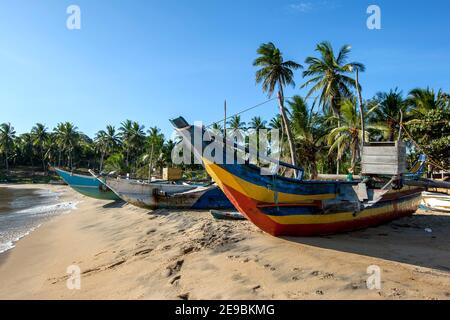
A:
369 105 449 173
400 124 449 173
206 98 278 128
206 95 327 128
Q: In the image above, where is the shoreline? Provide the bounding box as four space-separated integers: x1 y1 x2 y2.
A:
0 183 77 257
0 184 449 299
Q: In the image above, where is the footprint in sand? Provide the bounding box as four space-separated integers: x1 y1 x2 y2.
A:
170 275 181 285
178 292 189 300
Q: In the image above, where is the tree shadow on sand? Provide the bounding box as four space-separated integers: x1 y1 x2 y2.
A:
282 211 450 273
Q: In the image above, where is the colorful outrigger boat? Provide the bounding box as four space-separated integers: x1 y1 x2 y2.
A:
171 117 450 237
91 172 234 210
53 167 121 201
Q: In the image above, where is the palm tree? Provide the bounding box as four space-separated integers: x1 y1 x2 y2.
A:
269 115 283 130
94 125 120 171
162 140 176 167
406 88 448 117
31 123 49 172
144 126 165 175
368 88 407 141
326 99 366 173
119 120 134 167
119 120 145 169
0 123 16 172
302 41 365 173
53 122 79 169
53 123 64 166
130 122 146 170
227 115 246 132
211 123 223 135
288 96 327 179
104 153 127 174
18 133 35 168
249 116 267 130
254 42 302 171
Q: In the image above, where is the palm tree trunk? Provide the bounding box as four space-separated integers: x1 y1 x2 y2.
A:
41 146 46 173
99 151 105 171
336 116 341 174
277 90 298 176
310 161 318 180
5 149 9 172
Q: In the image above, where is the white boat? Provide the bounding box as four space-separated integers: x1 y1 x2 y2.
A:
90 172 233 210
421 192 450 212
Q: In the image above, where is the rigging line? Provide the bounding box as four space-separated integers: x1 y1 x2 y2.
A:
400 123 449 173
206 98 278 128
369 106 449 171
205 95 328 128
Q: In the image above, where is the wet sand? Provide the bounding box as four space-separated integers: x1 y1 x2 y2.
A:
0 184 449 299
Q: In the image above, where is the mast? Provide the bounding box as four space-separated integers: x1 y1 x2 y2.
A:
223 99 227 139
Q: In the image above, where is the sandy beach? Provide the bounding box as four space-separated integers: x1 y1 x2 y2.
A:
0 184 449 300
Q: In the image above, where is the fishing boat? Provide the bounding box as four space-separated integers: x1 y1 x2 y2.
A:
92 172 234 210
53 167 121 201
210 210 246 220
171 116 450 237
421 192 450 212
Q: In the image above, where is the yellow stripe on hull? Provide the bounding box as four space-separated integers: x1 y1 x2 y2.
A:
266 196 421 225
203 158 336 203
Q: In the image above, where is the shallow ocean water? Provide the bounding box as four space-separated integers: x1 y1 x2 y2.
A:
0 186 77 254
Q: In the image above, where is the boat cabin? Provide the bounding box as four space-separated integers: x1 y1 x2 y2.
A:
361 141 407 176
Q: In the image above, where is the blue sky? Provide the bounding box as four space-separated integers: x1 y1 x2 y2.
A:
1 0 449 139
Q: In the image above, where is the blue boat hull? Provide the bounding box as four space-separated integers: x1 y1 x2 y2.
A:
54 168 121 201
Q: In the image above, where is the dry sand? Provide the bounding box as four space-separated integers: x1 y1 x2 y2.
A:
0 184 449 300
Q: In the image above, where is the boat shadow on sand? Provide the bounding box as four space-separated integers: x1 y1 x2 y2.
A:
102 200 127 209
282 211 450 273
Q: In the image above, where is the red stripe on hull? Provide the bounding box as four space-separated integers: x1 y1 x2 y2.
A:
221 184 421 236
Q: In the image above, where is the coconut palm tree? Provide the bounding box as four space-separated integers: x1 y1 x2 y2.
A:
253 42 302 172
18 133 35 168
302 41 365 173
326 98 368 173
227 115 246 132
0 123 16 172
211 122 223 135
104 153 127 174
406 88 448 117
144 126 165 174
249 116 267 130
94 125 120 171
53 122 79 169
288 96 327 179
269 115 283 130
31 123 49 172
368 88 407 141
119 120 133 167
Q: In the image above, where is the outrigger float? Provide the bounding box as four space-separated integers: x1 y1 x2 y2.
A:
171 116 450 237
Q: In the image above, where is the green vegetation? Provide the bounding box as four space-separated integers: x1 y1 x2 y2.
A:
1 42 449 181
